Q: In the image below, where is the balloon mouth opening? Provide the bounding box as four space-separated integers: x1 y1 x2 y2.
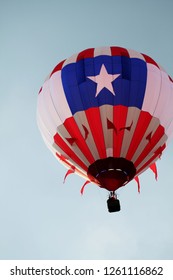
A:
87 157 136 191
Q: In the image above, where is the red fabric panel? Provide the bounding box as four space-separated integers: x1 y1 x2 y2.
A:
111 46 129 57
77 48 95 61
50 60 65 77
85 108 106 159
142 53 159 68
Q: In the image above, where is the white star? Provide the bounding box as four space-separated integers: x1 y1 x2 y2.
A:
87 64 120 97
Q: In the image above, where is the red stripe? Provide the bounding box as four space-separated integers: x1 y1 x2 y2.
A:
77 48 95 61
111 46 129 57
134 125 165 168
85 108 106 159
54 133 88 171
126 111 152 160
142 53 159 68
113 106 128 157
64 117 95 163
50 59 65 77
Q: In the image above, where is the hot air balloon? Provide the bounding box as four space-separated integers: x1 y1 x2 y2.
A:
37 46 173 212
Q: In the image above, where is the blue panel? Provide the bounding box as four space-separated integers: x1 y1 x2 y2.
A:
61 56 147 115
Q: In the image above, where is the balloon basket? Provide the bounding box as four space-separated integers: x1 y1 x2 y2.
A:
107 197 121 212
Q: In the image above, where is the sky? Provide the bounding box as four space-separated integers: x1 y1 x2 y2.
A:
0 0 173 260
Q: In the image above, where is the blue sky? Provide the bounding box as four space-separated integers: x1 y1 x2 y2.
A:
1 0 173 260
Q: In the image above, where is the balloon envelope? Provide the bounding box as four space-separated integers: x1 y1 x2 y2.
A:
37 46 173 192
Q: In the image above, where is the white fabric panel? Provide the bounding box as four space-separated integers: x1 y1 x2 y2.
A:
94 47 111 57
166 120 173 144
127 49 145 60
142 64 162 115
120 107 140 157
142 64 173 130
49 71 72 123
37 80 61 135
153 70 173 127
157 63 166 73
37 114 54 145
63 52 78 67
106 148 113 157
99 105 114 157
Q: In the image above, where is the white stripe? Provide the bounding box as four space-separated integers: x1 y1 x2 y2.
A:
120 107 140 158
49 71 72 123
94 47 111 57
166 120 173 144
157 63 166 73
63 52 78 67
127 49 145 60
37 80 61 135
37 113 53 143
153 71 173 127
142 64 161 115
165 80 173 142
99 105 114 157
142 64 173 129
